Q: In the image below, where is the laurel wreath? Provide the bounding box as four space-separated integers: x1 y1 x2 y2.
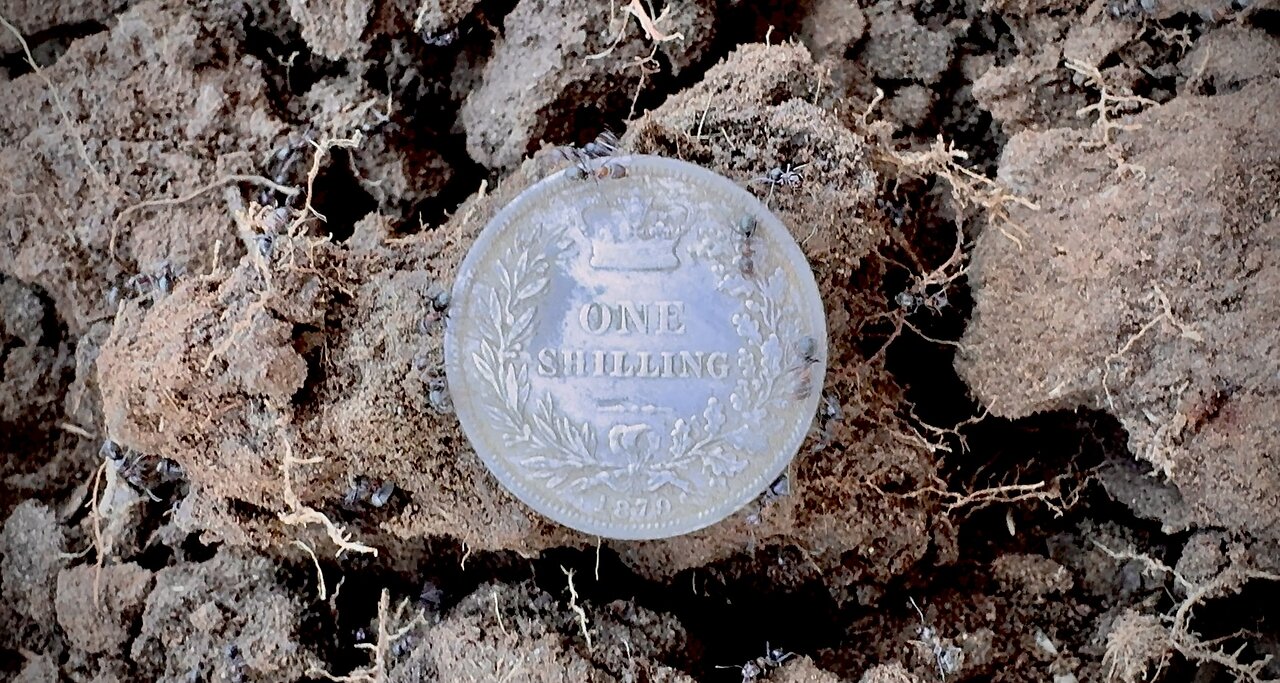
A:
469 217 796 500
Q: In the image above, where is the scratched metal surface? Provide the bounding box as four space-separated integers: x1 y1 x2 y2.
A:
444 155 827 539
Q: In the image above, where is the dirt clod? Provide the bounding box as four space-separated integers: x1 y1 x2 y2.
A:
958 78 1280 539
130 549 319 680
800 0 866 62
460 0 715 171
860 5 955 83
289 0 374 60
0 502 65 648
55 562 152 655
387 580 694 682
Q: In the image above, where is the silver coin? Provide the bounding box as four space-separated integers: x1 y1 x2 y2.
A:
444 155 826 539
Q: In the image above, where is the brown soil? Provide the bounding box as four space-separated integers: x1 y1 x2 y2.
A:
1 0 1278 681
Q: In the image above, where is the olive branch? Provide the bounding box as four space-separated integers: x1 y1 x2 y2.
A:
470 227 602 490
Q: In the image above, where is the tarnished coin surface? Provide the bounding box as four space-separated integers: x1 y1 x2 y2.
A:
445 155 826 539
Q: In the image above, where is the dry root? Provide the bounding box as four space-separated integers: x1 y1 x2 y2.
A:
884 135 1039 250
294 539 328 601
291 132 365 235
900 403 989 456
1096 541 1280 682
491 590 509 637
88 461 108 606
870 422 1095 519
311 589 426 683
1064 58 1158 145
279 433 377 558
1105 609 1173 683
872 475 1065 517
587 0 684 62
562 566 594 652
1101 284 1203 412
1099 287 1205 476
862 220 970 369
586 0 685 119
113 174 299 257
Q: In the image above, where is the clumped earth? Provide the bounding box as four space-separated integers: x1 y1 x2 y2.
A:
1 0 1278 681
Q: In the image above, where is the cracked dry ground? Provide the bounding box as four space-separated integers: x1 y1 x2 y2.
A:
1 0 1278 682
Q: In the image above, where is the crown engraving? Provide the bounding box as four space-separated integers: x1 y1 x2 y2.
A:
581 196 688 271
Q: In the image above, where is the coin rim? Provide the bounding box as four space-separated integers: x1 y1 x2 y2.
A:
444 155 827 540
